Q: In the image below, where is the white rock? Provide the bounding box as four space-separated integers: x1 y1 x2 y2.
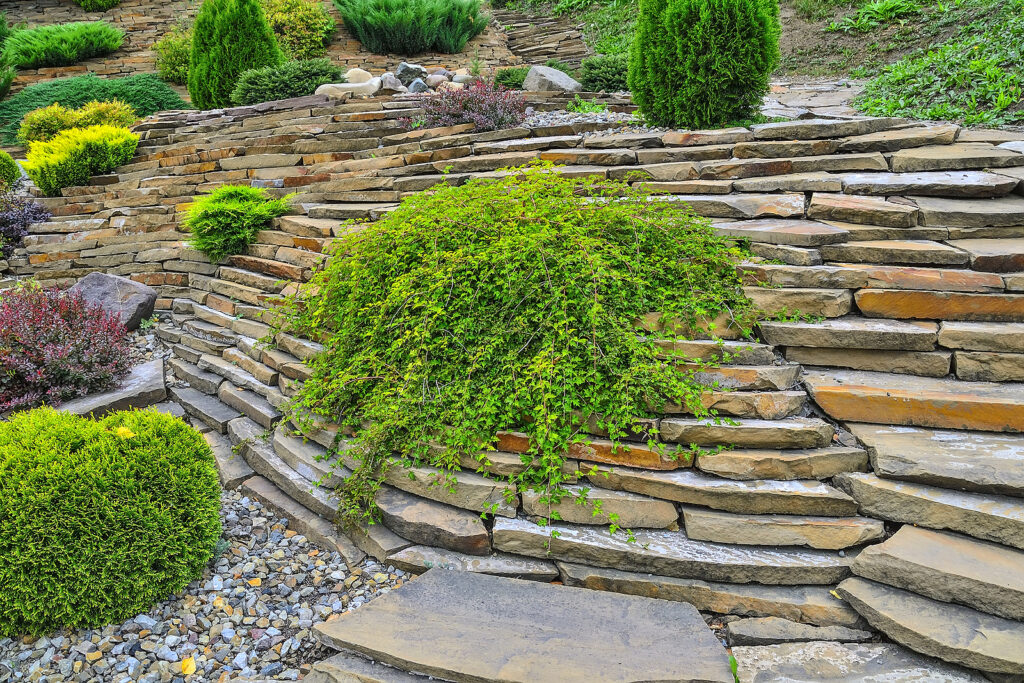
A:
316 78 381 99
345 68 373 84
523 65 582 93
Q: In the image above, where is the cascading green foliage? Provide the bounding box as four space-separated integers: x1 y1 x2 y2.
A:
188 0 285 110
332 0 489 55
185 185 294 262
279 163 750 525
629 0 781 128
0 408 222 636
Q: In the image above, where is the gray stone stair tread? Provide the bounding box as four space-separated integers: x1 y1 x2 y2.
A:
557 562 865 627
375 487 490 556
847 423 1024 496
659 416 834 449
890 143 1024 172
590 466 858 516
384 464 518 518
834 472 1024 550
939 321 1024 353
313 569 735 683
851 524 1024 621
837 577 1024 675
820 240 970 266
750 117 903 141
759 317 938 351
695 447 869 480
492 517 854 585
171 386 242 433
60 359 167 417
713 218 850 246
218 383 281 429
945 237 1024 273
682 506 884 550
725 616 873 646
386 545 559 581
913 195 1024 228
732 641 988 682
204 430 255 490
169 356 223 394
305 651 430 683
522 483 678 528
272 428 345 488
840 171 1018 198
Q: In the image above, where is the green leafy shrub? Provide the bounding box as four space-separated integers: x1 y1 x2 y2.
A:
231 58 343 105
185 185 293 262
0 150 18 188
629 0 780 128
19 99 137 144
2 21 124 70
154 23 193 85
0 408 221 636
73 0 124 9
332 0 489 54
260 0 337 60
579 54 629 92
566 94 608 113
826 0 919 32
279 162 750 524
0 74 188 144
189 0 285 110
494 66 529 89
22 124 139 196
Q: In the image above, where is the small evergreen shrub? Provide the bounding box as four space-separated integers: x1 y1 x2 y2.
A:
189 0 285 110
185 185 293 262
0 74 188 144
332 0 489 55
0 150 18 188
22 125 139 196
73 0 124 9
579 54 629 92
154 23 193 85
2 21 124 70
0 284 131 412
231 58 343 105
0 189 50 258
629 0 780 128
0 407 221 636
494 66 529 90
19 99 137 144
0 63 14 101
260 0 337 60
414 81 527 131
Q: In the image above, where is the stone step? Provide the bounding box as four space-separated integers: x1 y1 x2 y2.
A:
725 616 873 646
820 240 968 266
852 524 1024 621
58 359 167 417
685 363 802 391
557 562 867 627
682 506 884 550
759 317 939 351
692 389 807 420
695 446 868 480
305 202 395 220
313 568 736 683
808 193 919 228
742 261 1005 292
659 416 835 449
203 430 255 490
305 651 429 683
654 192 805 219
913 194 1024 228
590 467 858 516
837 577 1024 675
697 153 888 180
939 321 1024 353
834 472 1024 550
272 427 345 488
805 369 1024 432
855 288 1024 322
848 423 1024 496
889 142 1024 172
714 218 849 246
838 123 959 153
386 545 559 581
383 464 518 518
217 383 281 429
744 286 853 317
521 484 678 528
374 487 490 556
840 170 1018 198
786 346 953 377
170 386 242 433
654 338 777 365
750 118 903 141
492 517 853 585
945 237 1024 273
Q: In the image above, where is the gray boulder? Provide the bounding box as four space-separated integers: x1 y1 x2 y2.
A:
379 73 407 94
522 65 582 93
69 272 156 330
408 78 429 94
396 62 427 86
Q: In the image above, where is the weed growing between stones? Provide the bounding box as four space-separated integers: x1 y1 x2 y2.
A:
277 163 750 529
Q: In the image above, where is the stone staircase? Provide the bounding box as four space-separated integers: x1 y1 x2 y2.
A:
492 10 591 69
6 95 1024 679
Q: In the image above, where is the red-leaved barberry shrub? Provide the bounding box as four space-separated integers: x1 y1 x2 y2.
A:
411 81 527 132
0 284 132 412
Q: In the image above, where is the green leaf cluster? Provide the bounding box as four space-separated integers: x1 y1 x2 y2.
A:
332 0 489 55
22 124 139 197
2 20 124 70
231 58 344 106
185 185 294 263
0 408 222 637
154 23 193 86
278 163 750 526
629 0 780 128
73 0 124 9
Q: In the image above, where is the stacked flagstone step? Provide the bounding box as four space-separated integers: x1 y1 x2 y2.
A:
492 10 591 68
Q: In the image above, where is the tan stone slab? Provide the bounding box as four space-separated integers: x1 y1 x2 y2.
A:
955 351 1024 382
696 447 869 481
636 144 735 164
383 464 517 518
750 118 903 141
733 171 843 193
662 127 752 146
890 143 1024 172
833 263 1004 292
683 506 884 550
745 286 853 317
698 153 887 180
639 179 732 194
375 487 490 556
809 193 918 228
913 195 1024 228
837 124 959 153
656 193 805 219
496 430 683 470
945 237 1024 272
740 262 868 289
733 139 840 159
760 317 938 350
786 347 951 377
749 242 823 266
938 321 1024 352
386 545 559 581
841 171 1017 198
521 484 678 528
714 218 849 246
855 289 1024 322
686 363 802 391
609 161 699 181
822 240 969 266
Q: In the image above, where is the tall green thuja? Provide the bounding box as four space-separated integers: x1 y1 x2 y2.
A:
188 0 284 110
629 0 780 128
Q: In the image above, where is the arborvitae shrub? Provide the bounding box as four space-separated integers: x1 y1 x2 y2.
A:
0 408 221 636
189 0 284 110
22 124 139 196
629 0 780 128
332 0 489 55
230 58 343 105
2 21 124 69
185 185 293 262
579 54 629 92
154 23 193 85
19 99 137 144
0 150 18 188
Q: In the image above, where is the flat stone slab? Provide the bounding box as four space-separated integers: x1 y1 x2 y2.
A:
831 263 1004 292
558 562 865 627
840 171 1018 198
660 416 834 449
733 171 843 192
306 651 428 683
786 347 952 378
375 487 490 556
725 616 873 646
732 641 987 682
713 218 849 246
492 517 854 585
837 123 960 153
386 545 559 581
890 143 1024 172
809 193 919 228
682 506 884 550
834 472 1024 550
744 286 853 317
913 195 1024 228
313 569 735 683
204 430 255 490
695 447 868 481
170 386 242 433
838 577 1024 675
852 525 1024 621
946 237 1024 272
522 484 678 528
655 193 805 218
939 321 1024 353
855 289 1024 323
750 117 903 140
848 423 1024 496
60 359 167 416
821 240 969 266
759 317 938 351
384 464 517 518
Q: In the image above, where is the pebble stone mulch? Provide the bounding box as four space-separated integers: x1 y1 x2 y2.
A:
0 491 409 683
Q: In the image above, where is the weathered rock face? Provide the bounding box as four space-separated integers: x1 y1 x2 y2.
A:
395 62 427 86
681 507 884 550
725 616 873 646
69 272 157 330
59 359 166 416
522 65 582 92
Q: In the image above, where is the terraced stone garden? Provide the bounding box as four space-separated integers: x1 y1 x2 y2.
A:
1 0 1024 682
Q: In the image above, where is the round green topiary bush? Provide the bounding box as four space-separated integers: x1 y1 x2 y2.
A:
629 0 780 128
0 150 19 188
0 408 222 636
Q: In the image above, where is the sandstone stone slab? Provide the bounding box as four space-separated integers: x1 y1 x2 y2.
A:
855 289 1024 322
809 193 919 228
956 350 1024 381
726 616 873 646
656 339 776 365
657 192 805 218
750 118 903 140
749 242 823 266
733 139 840 158
384 464 517 518
841 171 1017 198
786 347 952 377
687 363 801 391
821 240 969 266
852 525 1024 621
837 123 959 153
660 416 834 448
838 577 1024 675
662 127 752 146
313 568 735 683
682 507 883 550
386 545 559 581
170 386 242 433
522 484 678 528
694 389 807 420
558 562 866 627
493 517 854 584
733 171 843 192
744 286 853 317
834 472 1024 550
890 143 1024 172
939 321 1024 352
946 237 1024 272
714 218 849 246
740 262 869 289
833 263 1004 292
914 195 1024 228
695 447 868 481
589 467 858 516
732 641 987 682
760 317 938 351
375 487 490 556
60 359 167 416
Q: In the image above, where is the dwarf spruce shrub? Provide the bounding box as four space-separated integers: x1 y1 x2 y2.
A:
332 0 489 54
19 99 137 144
629 0 780 128
185 185 293 262
0 408 221 636
231 58 343 105
22 124 138 196
494 66 529 90
579 54 629 92
278 163 750 525
0 150 19 188
2 21 124 70
189 0 284 110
